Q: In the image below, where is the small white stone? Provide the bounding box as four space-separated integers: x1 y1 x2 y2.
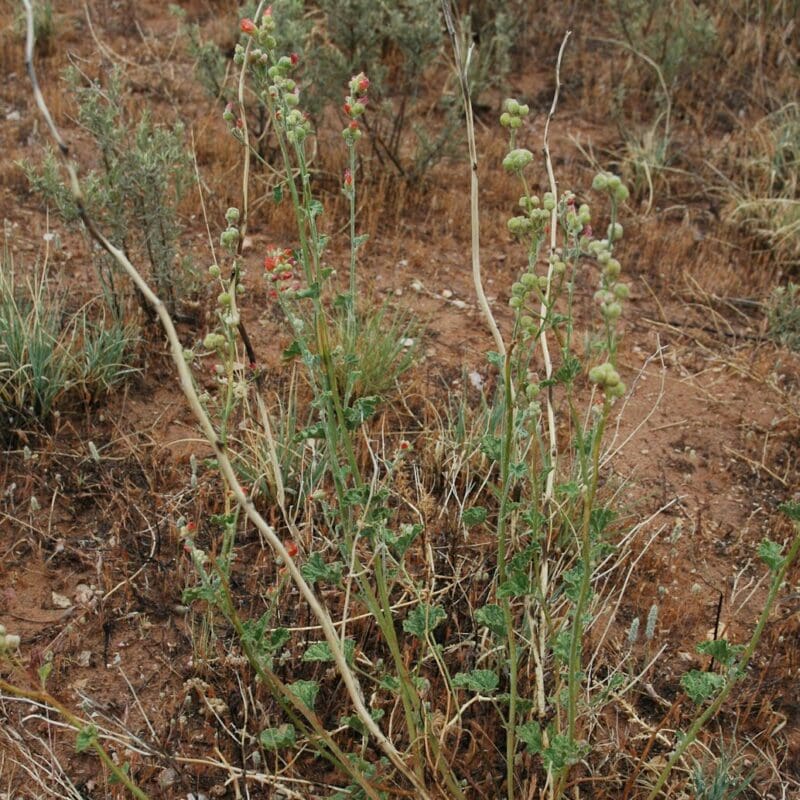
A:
441 289 453 299
6 110 21 122
468 371 484 390
51 591 72 609
411 280 423 292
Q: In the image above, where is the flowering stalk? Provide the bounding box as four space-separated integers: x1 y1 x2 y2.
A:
233 13 458 794
343 72 369 339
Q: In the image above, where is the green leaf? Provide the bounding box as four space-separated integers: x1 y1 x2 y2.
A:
590 506 616 536
259 724 296 750
516 721 543 755
475 604 506 636
353 234 370 249
681 670 726 704
509 461 527 480
296 422 326 441
270 628 291 650
288 680 319 710
486 351 504 368
780 501 800 522
109 762 130 785
75 725 98 753
758 538 784 572
344 395 380 429
555 353 581 384
402 604 446 640
696 639 743 667
302 639 355 665
301 552 343 584
272 183 283 203
461 506 487 526
479 434 502 462
497 572 531 598
453 669 499 694
379 675 399 691
562 564 584 603
385 523 422 559
38 660 53 687
542 734 584 771
282 339 302 360
308 199 324 219
296 283 320 300
182 575 221 604
556 481 581 499
341 706 385 734
342 486 369 507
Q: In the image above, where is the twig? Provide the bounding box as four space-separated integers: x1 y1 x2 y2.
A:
441 0 506 358
541 31 571 505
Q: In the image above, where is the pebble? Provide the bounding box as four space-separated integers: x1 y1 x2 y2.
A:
441 289 453 299
158 768 179 789
6 110 20 121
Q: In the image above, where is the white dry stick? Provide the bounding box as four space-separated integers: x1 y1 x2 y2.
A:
534 32 572 752
541 30 571 506
441 1 506 358
21 4 429 796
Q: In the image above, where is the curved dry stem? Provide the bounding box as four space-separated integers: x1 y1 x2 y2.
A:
441 0 506 358
541 31 571 506
21 3 428 795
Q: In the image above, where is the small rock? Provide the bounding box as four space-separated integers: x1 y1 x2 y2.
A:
468 371 484 390
411 280 423 292
158 767 179 789
241 236 253 252
451 299 467 309
73 584 94 605
6 110 20 122
77 650 92 667
51 591 72 609
441 289 453 299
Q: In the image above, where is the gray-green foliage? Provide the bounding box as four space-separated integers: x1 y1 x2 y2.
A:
0 243 136 433
767 282 800 350
614 0 718 87
691 752 754 800
196 2 519 178
23 67 193 315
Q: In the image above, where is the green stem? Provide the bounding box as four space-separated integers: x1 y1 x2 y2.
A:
0 678 150 800
645 523 800 800
347 143 357 339
498 349 518 800
556 400 609 798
